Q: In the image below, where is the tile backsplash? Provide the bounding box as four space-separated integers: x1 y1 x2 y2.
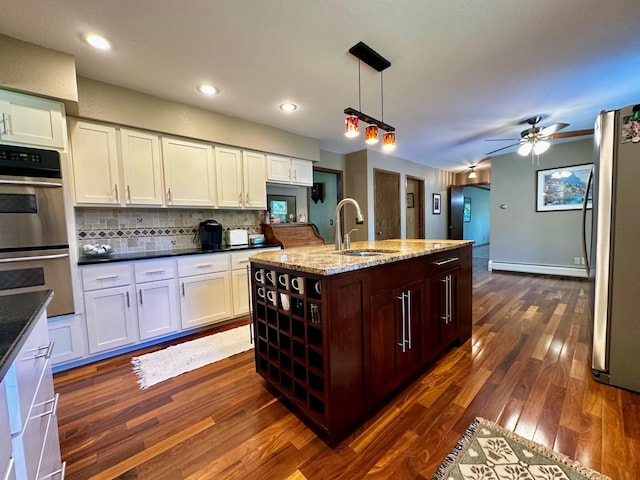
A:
76 208 264 254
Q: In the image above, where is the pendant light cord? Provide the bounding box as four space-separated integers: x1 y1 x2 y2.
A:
358 59 362 112
381 71 384 124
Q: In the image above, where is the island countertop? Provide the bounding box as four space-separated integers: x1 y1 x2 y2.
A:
249 239 473 275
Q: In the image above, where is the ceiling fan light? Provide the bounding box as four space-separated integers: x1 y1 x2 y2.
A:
534 140 550 155
518 142 533 156
365 125 379 144
383 132 396 151
345 115 359 138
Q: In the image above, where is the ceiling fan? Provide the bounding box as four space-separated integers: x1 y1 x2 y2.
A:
485 116 592 162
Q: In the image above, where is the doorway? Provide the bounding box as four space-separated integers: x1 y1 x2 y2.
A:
308 167 343 244
374 169 400 240
406 176 425 239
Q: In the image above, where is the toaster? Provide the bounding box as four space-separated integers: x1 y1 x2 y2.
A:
225 229 248 246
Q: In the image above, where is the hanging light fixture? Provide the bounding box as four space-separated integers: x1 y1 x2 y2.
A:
344 42 396 150
468 166 477 179
517 142 533 156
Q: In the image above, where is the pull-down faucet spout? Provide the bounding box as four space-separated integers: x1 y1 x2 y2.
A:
335 198 364 250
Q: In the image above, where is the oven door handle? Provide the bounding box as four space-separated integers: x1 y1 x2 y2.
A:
0 179 63 188
0 253 69 263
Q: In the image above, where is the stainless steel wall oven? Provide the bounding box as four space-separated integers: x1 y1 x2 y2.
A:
0 143 73 316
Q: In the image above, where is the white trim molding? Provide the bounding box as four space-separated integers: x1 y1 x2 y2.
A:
488 261 588 279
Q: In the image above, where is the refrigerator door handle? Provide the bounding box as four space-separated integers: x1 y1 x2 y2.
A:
582 166 594 277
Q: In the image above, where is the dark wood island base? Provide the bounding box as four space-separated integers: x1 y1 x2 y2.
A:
249 241 472 445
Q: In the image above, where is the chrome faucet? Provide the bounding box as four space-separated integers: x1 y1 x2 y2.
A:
335 198 364 250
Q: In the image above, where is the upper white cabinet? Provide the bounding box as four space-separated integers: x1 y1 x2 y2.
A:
70 119 164 206
0 89 65 149
162 137 216 207
215 147 266 209
119 128 164 206
266 155 313 186
70 119 120 205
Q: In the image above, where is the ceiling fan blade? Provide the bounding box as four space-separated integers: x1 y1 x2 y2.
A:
485 138 519 142
485 142 521 155
549 128 594 139
540 122 569 136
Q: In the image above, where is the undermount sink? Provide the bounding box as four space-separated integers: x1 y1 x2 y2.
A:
333 249 398 257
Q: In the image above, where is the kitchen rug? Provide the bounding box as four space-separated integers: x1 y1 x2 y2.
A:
131 325 253 389
432 417 610 480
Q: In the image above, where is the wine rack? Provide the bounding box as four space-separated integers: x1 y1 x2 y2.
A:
252 264 326 423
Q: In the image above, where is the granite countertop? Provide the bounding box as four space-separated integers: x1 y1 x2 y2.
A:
249 239 473 275
78 243 280 265
0 290 53 381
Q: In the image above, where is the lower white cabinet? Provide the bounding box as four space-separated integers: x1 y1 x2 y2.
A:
84 285 138 354
134 259 180 340
48 313 87 365
230 248 279 317
178 254 231 329
2 308 64 480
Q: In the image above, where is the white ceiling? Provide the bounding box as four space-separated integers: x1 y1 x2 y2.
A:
1 0 639 172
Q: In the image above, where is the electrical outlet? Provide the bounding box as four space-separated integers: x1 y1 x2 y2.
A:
574 257 581 265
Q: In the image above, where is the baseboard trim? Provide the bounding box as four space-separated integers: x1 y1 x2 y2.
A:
488 261 588 278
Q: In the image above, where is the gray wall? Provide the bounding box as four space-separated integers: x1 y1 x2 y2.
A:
463 186 490 246
490 138 593 272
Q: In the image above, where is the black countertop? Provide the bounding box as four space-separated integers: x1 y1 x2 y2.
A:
78 243 280 265
0 290 53 381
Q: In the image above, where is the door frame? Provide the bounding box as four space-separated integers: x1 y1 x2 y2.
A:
406 175 425 239
311 166 343 242
373 168 401 240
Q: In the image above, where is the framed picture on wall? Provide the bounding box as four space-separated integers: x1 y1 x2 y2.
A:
463 197 471 222
432 193 441 214
536 163 593 212
406 192 415 208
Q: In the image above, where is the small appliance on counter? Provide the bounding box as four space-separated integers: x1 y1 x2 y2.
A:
249 234 265 245
197 220 223 250
225 228 249 247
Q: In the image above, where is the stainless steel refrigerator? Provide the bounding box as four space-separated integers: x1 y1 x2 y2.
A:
589 104 640 393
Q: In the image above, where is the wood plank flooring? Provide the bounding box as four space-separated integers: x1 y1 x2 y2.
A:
53 258 640 479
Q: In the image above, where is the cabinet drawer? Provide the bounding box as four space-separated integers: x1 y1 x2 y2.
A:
427 252 461 273
4 314 50 435
134 258 177 283
233 247 279 270
82 263 134 291
178 253 230 277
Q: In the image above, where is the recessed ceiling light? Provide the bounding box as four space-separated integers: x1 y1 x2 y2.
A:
197 84 219 96
85 34 111 51
279 103 298 112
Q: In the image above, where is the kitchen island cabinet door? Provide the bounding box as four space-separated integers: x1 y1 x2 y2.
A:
85 285 138 354
180 272 231 329
162 137 215 207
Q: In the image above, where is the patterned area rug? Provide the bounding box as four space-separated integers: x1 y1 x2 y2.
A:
433 417 610 480
131 326 253 389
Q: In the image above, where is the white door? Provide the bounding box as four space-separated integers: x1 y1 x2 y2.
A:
84 286 138 353
137 279 180 340
215 146 243 208
266 155 291 183
231 268 250 317
243 151 267 209
70 120 120 205
0 90 65 149
162 137 215 207
180 272 231 329
292 159 313 186
120 128 164 206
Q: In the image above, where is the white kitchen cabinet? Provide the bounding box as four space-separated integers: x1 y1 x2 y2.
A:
134 259 180 340
266 155 313 186
48 313 87 366
82 263 138 354
119 128 164 206
230 248 279 317
178 253 231 329
215 147 266 209
162 136 216 207
0 89 65 149
70 119 120 204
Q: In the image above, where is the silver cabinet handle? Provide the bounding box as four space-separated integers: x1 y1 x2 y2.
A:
433 257 459 266
34 341 55 359
45 461 66 480
139 289 143 305
197 263 213 268
0 178 63 188
33 393 59 419
1 112 10 134
0 252 69 263
96 275 119 281
114 184 119 203
127 184 131 203
3 456 15 480
167 187 172 203
144 269 166 275
407 289 412 349
239 193 243 206
126 291 130 308
397 292 407 352
181 282 185 297
245 193 250 205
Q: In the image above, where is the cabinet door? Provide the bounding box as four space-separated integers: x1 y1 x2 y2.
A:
291 158 313 186
215 146 243 208
266 155 291 183
180 272 231 329
162 137 215 207
137 279 180 340
396 280 425 375
231 268 250 317
120 128 164 206
0 90 65 149
243 151 267 209
47 313 87 366
430 266 460 352
70 120 121 205
84 285 138 353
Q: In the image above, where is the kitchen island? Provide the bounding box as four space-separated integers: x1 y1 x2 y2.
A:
249 239 472 444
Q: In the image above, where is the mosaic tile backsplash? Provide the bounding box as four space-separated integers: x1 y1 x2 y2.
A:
76 208 265 254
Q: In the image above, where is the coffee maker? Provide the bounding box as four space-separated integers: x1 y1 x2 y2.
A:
198 220 223 250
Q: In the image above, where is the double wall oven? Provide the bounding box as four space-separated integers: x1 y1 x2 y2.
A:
0 144 73 316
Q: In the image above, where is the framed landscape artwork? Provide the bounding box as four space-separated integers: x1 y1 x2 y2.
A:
432 193 441 214
536 164 593 212
463 197 471 222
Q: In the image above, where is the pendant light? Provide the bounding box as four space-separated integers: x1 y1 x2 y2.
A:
365 125 379 144
468 166 477 179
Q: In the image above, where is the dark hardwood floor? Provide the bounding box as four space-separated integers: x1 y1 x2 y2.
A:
54 258 640 479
